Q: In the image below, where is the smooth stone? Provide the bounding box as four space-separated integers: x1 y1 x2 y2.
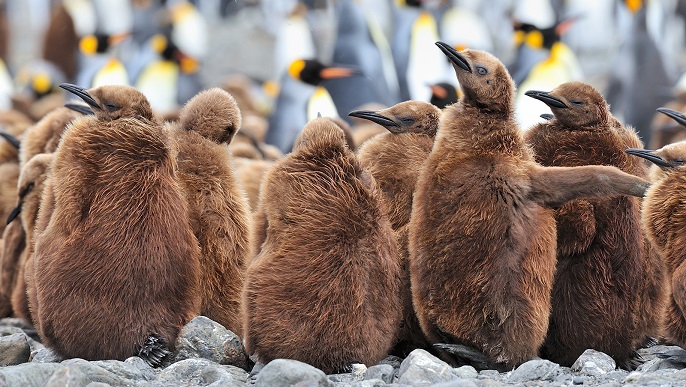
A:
0 333 30 366
255 359 334 387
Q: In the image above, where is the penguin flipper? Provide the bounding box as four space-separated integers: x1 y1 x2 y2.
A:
138 334 171 367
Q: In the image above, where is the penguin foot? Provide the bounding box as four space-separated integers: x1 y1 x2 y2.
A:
138 334 171 367
617 351 644 371
433 343 504 371
641 336 660 348
334 362 358 374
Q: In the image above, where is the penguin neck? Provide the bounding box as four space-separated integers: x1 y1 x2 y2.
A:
438 102 527 159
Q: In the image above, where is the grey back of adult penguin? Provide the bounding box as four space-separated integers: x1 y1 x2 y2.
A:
324 0 399 124
266 58 359 153
605 3 675 145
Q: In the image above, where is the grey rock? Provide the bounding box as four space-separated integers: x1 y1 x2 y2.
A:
474 381 506 387
0 333 30 366
477 370 501 379
43 366 89 387
91 357 158 381
453 366 478 379
572 376 587 384
0 326 24 336
86 383 113 387
174 316 250 370
329 364 366 383
397 349 460 386
365 364 394 383
431 380 478 387
0 362 62 387
378 356 403 370
255 359 334 387
30 348 62 363
624 368 686 385
351 380 386 387
52 358 156 386
26 337 44 353
508 359 561 382
571 349 616 376
155 358 247 387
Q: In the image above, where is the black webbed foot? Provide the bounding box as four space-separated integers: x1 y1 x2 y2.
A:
138 334 171 367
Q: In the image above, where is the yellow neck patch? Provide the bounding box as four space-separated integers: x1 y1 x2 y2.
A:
288 59 306 80
79 35 98 55
32 72 51 95
525 30 544 49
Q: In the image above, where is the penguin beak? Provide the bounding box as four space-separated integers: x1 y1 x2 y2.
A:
429 84 448 99
657 107 686 127
319 66 362 79
348 110 400 129
0 131 20 149
625 148 673 169
540 113 554 120
435 41 471 73
59 83 101 110
6 203 21 225
64 103 95 116
524 90 568 109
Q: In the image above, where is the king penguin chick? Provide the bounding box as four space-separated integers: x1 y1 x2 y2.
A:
10 153 54 323
351 100 440 356
524 82 666 369
171 88 251 336
410 44 652 370
32 83 201 366
627 108 686 350
244 117 403 373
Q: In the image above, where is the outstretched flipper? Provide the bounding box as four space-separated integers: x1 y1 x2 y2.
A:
138 334 171 367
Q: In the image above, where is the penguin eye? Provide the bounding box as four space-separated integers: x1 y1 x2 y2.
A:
570 100 585 106
104 102 119 112
476 66 488 76
399 117 416 125
674 158 685 165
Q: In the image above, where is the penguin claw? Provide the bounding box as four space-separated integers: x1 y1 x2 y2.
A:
642 336 660 348
618 351 644 371
138 334 171 367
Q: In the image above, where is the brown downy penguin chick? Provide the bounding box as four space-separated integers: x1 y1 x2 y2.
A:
628 108 686 349
350 100 440 356
172 88 251 335
31 83 201 366
244 117 403 373
0 216 25 318
10 153 54 323
410 44 652 370
232 157 273 213
19 104 90 167
524 82 666 369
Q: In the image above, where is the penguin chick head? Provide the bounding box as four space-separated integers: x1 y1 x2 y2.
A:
179 88 242 144
293 117 347 152
525 82 609 128
7 153 53 224
348 101 441 137
435 43 514 114
59 83 154 121
626 142 686 181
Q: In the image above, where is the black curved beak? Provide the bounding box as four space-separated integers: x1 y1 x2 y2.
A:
6 203 21 225
435 41 471 73
348 110 399 129
524 90 568 108
59 83 100 110
657 107 686 127
65 103 95 116
625 148 673 169
540 113 554 120
0 131 20 149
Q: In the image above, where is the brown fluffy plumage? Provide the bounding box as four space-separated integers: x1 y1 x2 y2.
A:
10 153 53 323
20 106 84 167
353 100 440 356
629 112 686 349
244 117 403 373
525 82 666 368
232 157 273 212
410 46 652 369
173 88 251 335
0 218 25 318
32 84 200 364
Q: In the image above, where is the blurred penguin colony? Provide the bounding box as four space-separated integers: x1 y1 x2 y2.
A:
3 0 686 376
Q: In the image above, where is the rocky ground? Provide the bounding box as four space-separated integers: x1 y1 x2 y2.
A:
1 317 686 387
